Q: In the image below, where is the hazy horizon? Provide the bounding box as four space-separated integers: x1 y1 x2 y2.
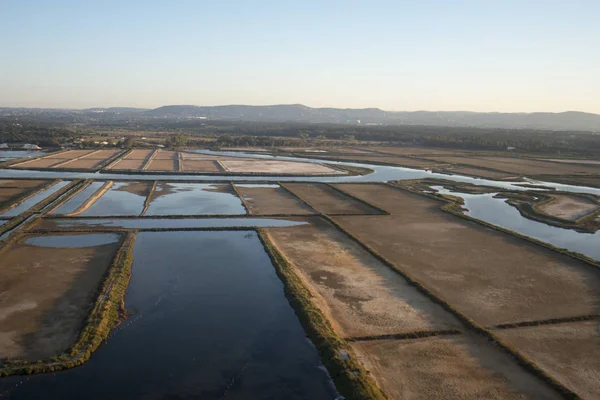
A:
2 1 599 113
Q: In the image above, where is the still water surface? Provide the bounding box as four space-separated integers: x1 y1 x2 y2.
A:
0 231 338 399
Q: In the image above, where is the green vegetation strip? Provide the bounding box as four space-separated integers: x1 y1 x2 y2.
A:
489 314 600 330
0 232 136 376
320 212 580 399
325 184 390 215
257 229 388 400
346 329 462 342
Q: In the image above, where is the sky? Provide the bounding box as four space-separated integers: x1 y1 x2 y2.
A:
1 0 599 113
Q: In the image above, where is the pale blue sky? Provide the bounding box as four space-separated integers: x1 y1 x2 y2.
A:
1 0 598 112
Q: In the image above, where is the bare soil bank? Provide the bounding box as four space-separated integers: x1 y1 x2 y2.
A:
331 184 600 326
284 183 380 215
0 234 120 360
266 217 460 337
352 334 561 399
496 321 600 399
236 186 314 215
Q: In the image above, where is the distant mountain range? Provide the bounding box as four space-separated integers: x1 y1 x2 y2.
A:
1 104 599 132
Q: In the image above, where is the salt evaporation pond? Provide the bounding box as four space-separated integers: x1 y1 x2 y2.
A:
144 183 246 215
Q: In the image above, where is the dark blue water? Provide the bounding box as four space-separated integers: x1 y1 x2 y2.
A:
0 231 338 399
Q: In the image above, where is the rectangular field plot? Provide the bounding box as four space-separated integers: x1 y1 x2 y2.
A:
144 183 246 215
0 233 121 360
496 321 600 399
284 183 382 215
0 179 50 211
265 217 460 337
180 159 222 172
331 184 600 326
219 159 342 175
79 181 153 216
44 150 97 159
108 149 154 170
146 158 178 171
0 231 338 399
352 334 560 400
235 184 314 215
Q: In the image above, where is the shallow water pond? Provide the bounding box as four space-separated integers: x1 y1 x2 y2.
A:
80 181 151 216
24 233 121 248
51 181 106 215
144 183 246 215
0 231 338 399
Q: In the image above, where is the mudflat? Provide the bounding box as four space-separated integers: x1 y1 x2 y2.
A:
219 159 342 174
147 158 178 171
0 233 120 360
0 180 49 209
351 334 561 399
331 184 600 326
236 186 314 215
181 160 221 172
265 217 460 337
284 183 380 214
537 194 599 221
495 321 600 399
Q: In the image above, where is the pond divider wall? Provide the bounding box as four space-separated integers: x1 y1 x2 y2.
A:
139 180 157 216
45 179 95 215
256 229 388 400
0 231 136 377
230 183 251 214
65 181 114 216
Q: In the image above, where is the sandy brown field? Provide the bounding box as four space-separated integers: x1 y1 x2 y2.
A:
541 158 600 165
13 158 69 169
219 159 342 175
154 150 178 160
57 158 105 169
425 156 600 176
109 158 146 170
125 149 155 159
352 334 561 399
495 321 600 399
314 154 447 169
147 158 178 171
369 147 475 156
235 185 314 215
441 166 516 180
284 183 381 214
0 234 120 360
330 184 600 326
537 194 599 221
44 150 97 159
265 217 460 337
181 160 222 172
0 180 49 209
